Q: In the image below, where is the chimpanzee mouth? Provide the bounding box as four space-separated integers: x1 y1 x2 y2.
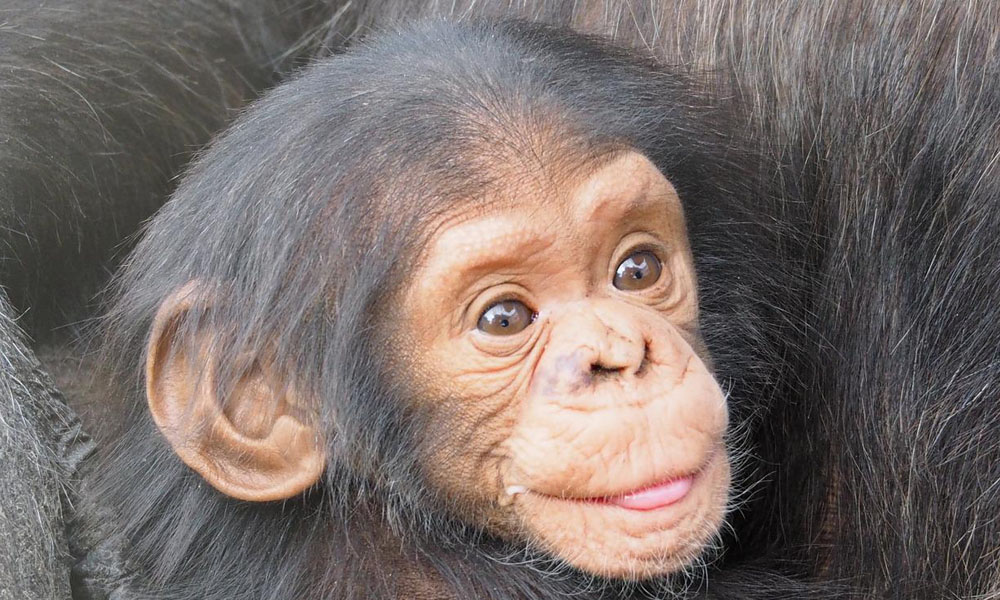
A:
505 469 702 512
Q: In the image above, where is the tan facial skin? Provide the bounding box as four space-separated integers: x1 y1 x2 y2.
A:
146 150 729 581
402 151 730 578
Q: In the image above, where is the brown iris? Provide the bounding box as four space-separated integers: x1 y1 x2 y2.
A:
613 250 662 291
478 300 533 335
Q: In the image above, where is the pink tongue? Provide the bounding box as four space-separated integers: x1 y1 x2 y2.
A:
606 476 694 511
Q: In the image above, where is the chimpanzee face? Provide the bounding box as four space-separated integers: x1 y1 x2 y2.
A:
400 150 730 578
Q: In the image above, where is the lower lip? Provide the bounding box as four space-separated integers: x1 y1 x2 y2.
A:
600 475 695 511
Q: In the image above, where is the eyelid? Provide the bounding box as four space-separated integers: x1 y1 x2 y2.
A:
622 242 664 259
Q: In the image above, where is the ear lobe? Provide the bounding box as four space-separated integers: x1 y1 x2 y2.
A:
146 283 325 502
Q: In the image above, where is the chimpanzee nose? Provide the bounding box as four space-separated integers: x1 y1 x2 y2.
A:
587 314 648 379
535 303 650 396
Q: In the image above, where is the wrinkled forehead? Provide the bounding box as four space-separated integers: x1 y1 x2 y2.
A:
416 150 686 278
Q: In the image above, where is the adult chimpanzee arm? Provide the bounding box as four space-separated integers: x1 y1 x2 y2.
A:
0 0 364 342
0 294 93 600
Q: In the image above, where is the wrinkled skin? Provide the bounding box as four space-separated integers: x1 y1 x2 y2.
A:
401 151 729 578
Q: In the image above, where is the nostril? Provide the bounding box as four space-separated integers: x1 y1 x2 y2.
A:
590 364 623 379
634 340 650 377
590 339 650 379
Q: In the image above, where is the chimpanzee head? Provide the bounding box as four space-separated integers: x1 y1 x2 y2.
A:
93 20 749 595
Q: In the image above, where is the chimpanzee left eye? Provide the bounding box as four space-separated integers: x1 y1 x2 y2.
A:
613 250 662 291
477 300 534 335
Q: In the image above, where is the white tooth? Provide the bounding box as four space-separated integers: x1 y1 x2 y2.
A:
505 485 528 497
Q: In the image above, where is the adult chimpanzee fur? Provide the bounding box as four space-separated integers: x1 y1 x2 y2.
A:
0 0 360 342
83 19 810 600
0 296 92 600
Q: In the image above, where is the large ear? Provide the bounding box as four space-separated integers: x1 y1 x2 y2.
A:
146 282 325 501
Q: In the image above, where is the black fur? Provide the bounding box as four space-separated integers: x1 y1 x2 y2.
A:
0 294 93 600
0 2 373 597
0 1 362 597
343 3 1000 597
74 2 1000 600
0 0 359 341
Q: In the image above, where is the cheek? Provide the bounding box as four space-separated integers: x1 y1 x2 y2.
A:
407 337 542 514
417 321 544 402
445 352 532 401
